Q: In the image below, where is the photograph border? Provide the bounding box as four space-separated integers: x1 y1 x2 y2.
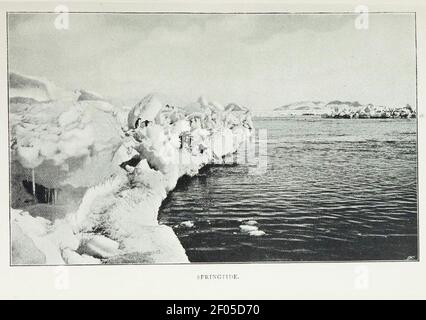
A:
6 10 420 267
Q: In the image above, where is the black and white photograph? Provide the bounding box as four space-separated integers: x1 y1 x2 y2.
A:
7 11 418 266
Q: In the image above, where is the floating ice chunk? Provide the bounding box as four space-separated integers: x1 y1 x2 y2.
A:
248 230 266 237
240 221 264 236
239 225 258 232
180 221 194 228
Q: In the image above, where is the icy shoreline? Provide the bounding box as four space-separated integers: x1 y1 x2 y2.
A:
9 73 253 265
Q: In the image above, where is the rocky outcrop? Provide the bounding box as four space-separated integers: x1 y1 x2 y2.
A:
322 103 416 119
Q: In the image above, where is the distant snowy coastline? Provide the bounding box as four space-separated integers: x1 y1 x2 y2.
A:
9 72 253 265
257 100 416 119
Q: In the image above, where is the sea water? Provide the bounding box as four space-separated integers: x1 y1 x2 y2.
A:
159 118 418 262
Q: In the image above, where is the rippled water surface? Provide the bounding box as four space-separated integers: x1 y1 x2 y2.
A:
159 118 418 262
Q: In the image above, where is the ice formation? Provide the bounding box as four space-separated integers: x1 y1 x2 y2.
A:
248 230 266 237
180 221 195 228
245 220 258 226
9 73 254 264
239 225 259 233
239 221 266 237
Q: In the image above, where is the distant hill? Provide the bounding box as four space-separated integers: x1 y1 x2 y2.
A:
9 72 78 102
273 101 327 116
274 100 367 116
326 100 362 108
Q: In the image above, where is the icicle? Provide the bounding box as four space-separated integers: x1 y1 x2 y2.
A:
31 168 36 198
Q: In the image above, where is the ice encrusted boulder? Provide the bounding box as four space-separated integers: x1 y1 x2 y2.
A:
127 94 163 129
10 74 253 265
10 98 124 191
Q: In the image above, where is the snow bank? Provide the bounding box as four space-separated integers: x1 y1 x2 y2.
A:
10 74 254 265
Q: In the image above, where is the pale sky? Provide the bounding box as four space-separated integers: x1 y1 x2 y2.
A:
8 13 416 111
